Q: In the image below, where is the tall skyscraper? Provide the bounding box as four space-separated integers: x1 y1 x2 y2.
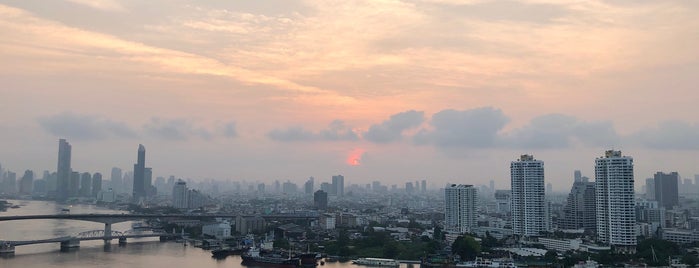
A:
92 172 102 197
332 175 344 197
595 150 636 253
444 184 477 233
80 172 92 197
560 172 596 231
56 139 72 201
69 171 80 197
110 167 122 193
132 144 146 201
654 172 679 209
511 154 547 237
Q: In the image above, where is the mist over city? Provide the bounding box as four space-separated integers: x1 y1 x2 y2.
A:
2 1 699 267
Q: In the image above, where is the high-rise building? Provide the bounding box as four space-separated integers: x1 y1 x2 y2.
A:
645 178 655 200
132 144 146 201
80 172 92 197
69 171 80 197
560 172 596 231
305 177 314 195
144 167 154 197
444 184 477 233
57 139 72 201
92 172 102 197
110 167 122 194
314 189 328 210
511 154 547 237
654 172 679 209
595 150 636 253
19 170 34 195
332 175 344 197
406 182 414 194
421 180 427 192
172 179 188 209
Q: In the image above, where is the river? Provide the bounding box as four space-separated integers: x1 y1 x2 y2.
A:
0 200 405 268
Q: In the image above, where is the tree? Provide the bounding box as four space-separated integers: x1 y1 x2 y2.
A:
451 236 481 260
273 238 290 249
433 226 442 241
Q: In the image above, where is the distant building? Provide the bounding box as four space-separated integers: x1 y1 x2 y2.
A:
57 139 72 201
596 150 636 253
645 178 655 200
444 184 477 233
172 179 188 209
332 175 344 196
319 213 336 230
560 172 595 231
494 190 511 214
235 216 265 235
80 172 92 197
304 177 314 195
511 154 547 237
202 221 232 239
654 172 679 209
110 167 122 194
132 144 146 202
69 171 80 197
314 190 328 210
92 173 102 198
19 170 33 195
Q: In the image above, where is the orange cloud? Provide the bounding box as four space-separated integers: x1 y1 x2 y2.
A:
346 148 365 166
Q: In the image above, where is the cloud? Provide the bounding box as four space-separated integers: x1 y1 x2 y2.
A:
503 114 619 149
37 112 136 141
222 122 238 138
268 120 358 142
143 118 212 140
364 110 424 143
65 0 126 12
629 121 699 150
414 107 509 148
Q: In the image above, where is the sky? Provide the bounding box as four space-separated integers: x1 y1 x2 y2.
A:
1 0 698 191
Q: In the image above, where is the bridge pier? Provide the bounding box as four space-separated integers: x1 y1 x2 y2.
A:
0 241 15 255
60 238 80 250
104 223 111 243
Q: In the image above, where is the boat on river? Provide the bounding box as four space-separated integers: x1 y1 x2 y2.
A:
241 246 300 268
351 258 400 267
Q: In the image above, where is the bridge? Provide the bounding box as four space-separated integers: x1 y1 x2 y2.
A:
0 228 173 254
0 213 318 254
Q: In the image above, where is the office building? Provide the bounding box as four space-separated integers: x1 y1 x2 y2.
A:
80 172 92 197
494 190 511 214
110 167 122 194
92 172 102 197
332 175 344 197
19 170 34 195
444 184 477 233
305 177 314 195
654 172 679 209
172 179 188 209
314 190 328 210
595 150 636 253
511 154 547 237
560 172 596 231
57 139 72 200
132 144 146 201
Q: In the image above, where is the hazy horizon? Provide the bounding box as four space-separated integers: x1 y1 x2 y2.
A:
1 1 698 191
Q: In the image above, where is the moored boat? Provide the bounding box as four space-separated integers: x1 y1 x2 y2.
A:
241 246 300 268
352 258 400 267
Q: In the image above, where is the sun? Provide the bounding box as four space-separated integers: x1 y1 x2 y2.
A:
346 148 365 166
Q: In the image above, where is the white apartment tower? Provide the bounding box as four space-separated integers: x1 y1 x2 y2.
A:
595 150 636 253
172 179 188 209
511 154 547 237
445 184 477 233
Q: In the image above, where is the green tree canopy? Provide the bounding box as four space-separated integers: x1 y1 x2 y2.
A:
452 235 481 260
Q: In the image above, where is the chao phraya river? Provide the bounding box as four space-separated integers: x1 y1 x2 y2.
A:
0 200 410 268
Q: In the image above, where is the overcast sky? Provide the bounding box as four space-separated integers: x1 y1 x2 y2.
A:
1 0 698 191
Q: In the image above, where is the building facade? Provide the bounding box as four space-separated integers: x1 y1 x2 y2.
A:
56 139 72 200
444 184 477 233
511 154 547 237
595 150 636 253
654 171 679 209
560 174 596 231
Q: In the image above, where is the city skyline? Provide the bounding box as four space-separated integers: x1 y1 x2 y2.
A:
1 1 699 190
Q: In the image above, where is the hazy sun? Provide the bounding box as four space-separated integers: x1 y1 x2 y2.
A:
346 148 365 166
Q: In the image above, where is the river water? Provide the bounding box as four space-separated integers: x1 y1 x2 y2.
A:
0 200 401 268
